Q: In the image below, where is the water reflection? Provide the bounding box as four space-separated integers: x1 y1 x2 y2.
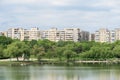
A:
0 64 120 80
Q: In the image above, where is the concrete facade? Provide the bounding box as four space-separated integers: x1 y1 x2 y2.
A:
4 27 90 42
95 28 120 43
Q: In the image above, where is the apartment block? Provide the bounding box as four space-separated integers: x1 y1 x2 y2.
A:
4 27 120 43
48 28 57 41
64 28 81 42
95 28 110 43
41 28 59 41
29 27 41 41
5 27 41 41
110 30 116 43
56 30 65 41
5 28 24 40
41 28 81 42
114 28 120 41
4 27 90 42
94 28 120 43
41 30 49 40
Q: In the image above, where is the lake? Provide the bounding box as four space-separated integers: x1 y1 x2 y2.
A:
0 63 120 80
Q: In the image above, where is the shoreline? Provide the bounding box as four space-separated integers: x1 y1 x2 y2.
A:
0 59 120 66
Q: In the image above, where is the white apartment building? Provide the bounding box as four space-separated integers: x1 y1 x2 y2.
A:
41 28 86 42
42 28 89 42
95 28 120 43
95 28 110 43
4 27 90 42
56 30 65 41
41 28 58 41
6 27 120 43
23 29 30 41
6 28 24 40
110 30 116 43
64 28 81 42
48 28 57 41
29 27 41 41
41 30 49 40
41 28 65 42
114 28 120 41
5 27 41 41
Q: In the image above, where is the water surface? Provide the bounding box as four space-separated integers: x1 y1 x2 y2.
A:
0 64 120 80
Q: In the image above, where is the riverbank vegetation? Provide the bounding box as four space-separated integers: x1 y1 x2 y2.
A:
0 36 120 62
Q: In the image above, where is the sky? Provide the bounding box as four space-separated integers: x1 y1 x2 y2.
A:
0 0 120 32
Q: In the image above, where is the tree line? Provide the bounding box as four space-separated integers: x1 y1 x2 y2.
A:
0 36 120 62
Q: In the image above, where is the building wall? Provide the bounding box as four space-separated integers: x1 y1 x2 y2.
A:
48 28 57 41
5 27 41 41
89 33 95 41
115 28 120 41
29 27 41 40
95 28 110 43
64 28 81 42
6 28 24 40
110 30 116 43
56 30 65 41
95 28 120 43
4 27 90 42
4 27 120 43
41 30 49 40
41 28 83 42
80 31 89 42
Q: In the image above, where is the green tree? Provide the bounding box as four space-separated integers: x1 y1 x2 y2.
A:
45 45 57 59
81 46 114 60
37 51 45 61
37 39 56 52
56 40 66 47
22 44 30 61
64 50 76 62
0 45 5 58
0 36 12 46
4 41 30 61
29 40 37 48
31 45 45 61
74 43 83 54
56 47 64 61
113 45 120 58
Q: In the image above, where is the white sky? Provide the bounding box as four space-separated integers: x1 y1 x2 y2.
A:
0 0 120 32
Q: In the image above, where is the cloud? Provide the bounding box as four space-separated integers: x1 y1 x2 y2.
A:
0 0 120 32
1 0 36 4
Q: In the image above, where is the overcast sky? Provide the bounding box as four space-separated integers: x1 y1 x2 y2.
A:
0 0 120 32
